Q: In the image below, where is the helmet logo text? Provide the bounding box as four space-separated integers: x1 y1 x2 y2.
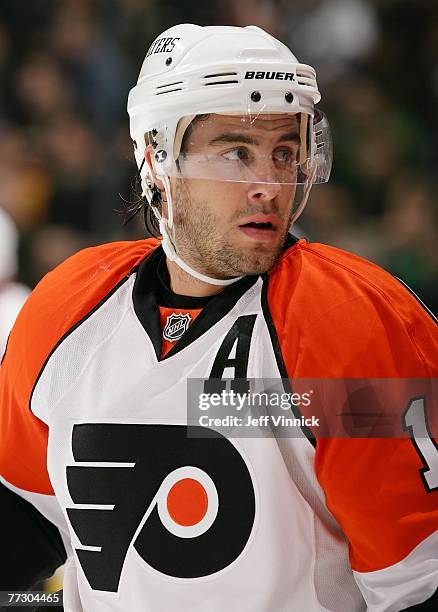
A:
245 71 295 81
147 37 181 57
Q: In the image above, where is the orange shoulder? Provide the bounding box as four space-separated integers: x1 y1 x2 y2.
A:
268 239 438 377
0 238 159 494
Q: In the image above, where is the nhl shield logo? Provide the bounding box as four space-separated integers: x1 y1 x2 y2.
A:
163 312 192 342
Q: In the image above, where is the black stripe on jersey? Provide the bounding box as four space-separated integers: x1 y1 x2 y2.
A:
29 272 135 415
394 276 438 326
133 246 258 361
260 274 317 448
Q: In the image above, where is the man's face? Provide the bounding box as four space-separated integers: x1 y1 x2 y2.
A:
169 113 300 278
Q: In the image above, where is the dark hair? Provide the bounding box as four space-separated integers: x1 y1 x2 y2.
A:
122 142 162 237
122 114 210 237
122 173 161 237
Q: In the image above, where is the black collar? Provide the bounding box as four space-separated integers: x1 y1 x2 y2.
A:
155 256 213 309
133 246 259 360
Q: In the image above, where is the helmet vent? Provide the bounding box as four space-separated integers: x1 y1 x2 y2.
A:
296 67 317 88
204 80 239 86
203 71 239 87
296 67 314 78
204 72 238 78
155 81 185 95
296 80 313 88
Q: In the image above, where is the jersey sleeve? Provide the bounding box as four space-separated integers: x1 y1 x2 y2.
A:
269 240 438 611
0 238 158 588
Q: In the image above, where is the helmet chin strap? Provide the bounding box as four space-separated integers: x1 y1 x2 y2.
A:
159 174 243 287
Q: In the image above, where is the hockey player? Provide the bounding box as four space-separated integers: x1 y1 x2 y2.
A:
0 24 437 611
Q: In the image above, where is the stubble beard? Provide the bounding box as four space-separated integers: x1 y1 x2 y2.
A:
171 180 292 278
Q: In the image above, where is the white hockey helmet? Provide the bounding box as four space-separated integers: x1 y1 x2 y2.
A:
127 24 332 285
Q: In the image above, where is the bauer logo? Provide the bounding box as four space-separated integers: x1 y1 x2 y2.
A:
146 37 180 57
163 312 192 342
245 71 295 81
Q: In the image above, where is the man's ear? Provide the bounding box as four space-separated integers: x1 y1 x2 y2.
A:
145 145 165 191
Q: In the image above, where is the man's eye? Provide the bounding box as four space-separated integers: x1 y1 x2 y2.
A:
273 149 296 165
222 147 249 162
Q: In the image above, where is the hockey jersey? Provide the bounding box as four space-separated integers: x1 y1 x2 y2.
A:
0 237 437 612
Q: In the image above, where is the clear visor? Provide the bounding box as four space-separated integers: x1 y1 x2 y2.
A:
150 111 332 185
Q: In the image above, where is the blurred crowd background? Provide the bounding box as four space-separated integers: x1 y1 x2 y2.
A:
0 0 437 317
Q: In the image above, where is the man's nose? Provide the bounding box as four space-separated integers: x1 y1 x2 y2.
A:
246 159 282 201
247 179 282 202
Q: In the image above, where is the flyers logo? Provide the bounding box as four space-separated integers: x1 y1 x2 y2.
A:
66 424 256 592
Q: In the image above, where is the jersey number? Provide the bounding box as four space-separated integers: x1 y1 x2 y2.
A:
403 397 438 492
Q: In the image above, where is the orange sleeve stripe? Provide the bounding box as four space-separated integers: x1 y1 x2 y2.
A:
0 239 160 494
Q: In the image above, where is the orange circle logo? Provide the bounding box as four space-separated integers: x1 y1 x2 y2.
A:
166 478 209 526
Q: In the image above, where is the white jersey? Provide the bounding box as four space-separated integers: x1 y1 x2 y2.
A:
0 238 437 611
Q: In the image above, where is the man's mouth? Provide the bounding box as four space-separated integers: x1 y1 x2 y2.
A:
238 215 279 241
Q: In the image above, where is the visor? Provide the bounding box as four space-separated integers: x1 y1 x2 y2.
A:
150 111 332 185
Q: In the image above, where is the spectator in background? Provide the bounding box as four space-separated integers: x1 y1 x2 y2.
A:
0 207 30 356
